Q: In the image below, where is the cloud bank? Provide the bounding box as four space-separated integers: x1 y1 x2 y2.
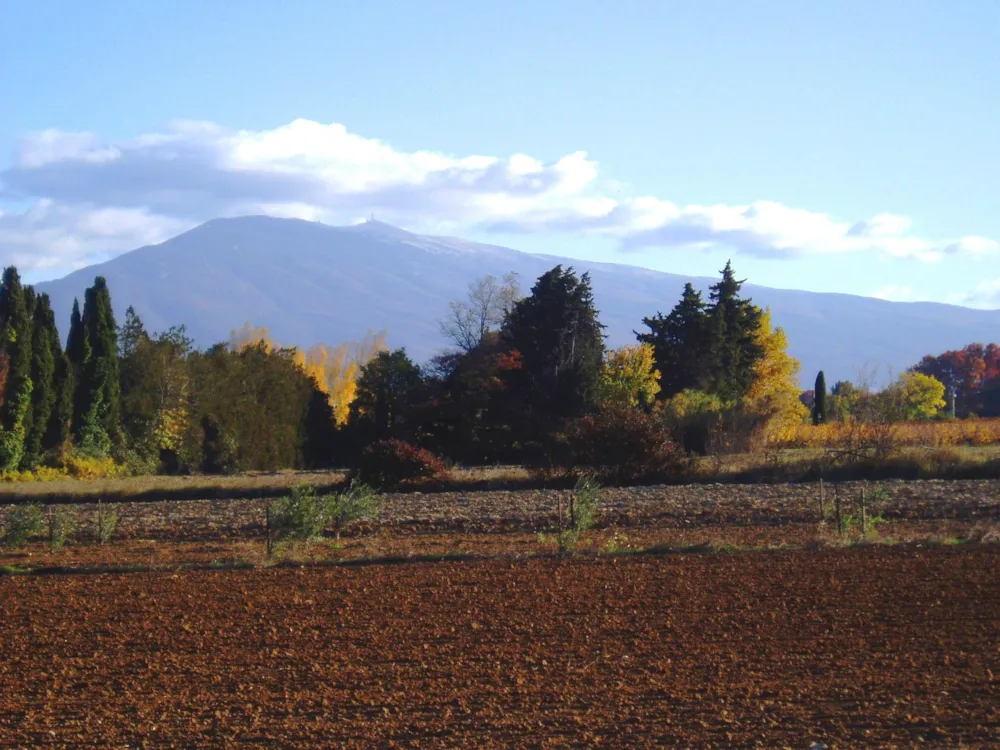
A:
1 118 997 273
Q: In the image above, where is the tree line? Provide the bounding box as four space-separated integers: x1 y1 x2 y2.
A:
0 259 964 481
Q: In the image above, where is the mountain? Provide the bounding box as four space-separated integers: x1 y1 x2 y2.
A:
33 215 1000 386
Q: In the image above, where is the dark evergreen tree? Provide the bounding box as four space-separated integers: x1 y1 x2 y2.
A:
47 352 74 453
704 261 764 402
66 297 89 437
636 282 709 398
77 277 121 454
501 265 605 422
813 370 828 426
23 293 60 466
0 267 34 470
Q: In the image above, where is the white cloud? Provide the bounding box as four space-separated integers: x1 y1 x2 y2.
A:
1 118 997 273
957 279 1000 309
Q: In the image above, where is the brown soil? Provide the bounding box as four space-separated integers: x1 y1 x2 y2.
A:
1 547 998 747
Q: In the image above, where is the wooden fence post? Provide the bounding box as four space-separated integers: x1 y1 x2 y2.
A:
266 503 273 558
835 485 842 536
861 487 868 535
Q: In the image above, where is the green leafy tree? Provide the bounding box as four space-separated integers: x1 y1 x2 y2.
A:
813 370 828 426
501 265 605 423
0 268 34 470
347 348 424 443
637 282 709 398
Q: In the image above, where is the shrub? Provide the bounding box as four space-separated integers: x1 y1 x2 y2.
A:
2 503 44 548
48 507 77 550
328 481 383 540
556 474 603 553
62 452 127 480
355 440 448 490
562 404 686 485
94 501 120 545
269 481 382 549
270 483 331 544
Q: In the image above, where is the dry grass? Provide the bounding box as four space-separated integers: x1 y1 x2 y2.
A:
779 419 1000 448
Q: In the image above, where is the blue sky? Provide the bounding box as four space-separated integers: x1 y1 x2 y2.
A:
2 0 999 305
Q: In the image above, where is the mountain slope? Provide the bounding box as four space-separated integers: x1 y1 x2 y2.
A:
34 215 1000 386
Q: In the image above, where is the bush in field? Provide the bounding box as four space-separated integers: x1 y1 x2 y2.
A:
2 503 44 548
563 404 686 485
329 481 382 540
554 474 603 553
271 483 332 543
355 439 448 490
270 481 382 546
94 501 120 545
48 507 76 550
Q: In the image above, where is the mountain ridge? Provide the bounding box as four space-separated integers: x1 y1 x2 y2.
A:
30 215 1000 386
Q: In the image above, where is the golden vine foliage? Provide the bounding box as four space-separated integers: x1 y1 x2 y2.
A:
743 309 808 441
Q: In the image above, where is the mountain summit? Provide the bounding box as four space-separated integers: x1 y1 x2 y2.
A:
33 216 1000 385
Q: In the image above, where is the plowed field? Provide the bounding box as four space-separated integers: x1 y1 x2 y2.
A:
1 546 998 747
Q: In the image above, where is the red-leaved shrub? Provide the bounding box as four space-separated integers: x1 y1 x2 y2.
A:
563 404 686 485
356 440 449 490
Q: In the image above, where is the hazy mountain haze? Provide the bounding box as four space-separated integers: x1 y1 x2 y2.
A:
34 216 1000 386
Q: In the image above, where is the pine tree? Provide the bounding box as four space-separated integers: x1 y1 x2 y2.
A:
704 261 764 402
0 267 34 470
813 371 828 426
502 265 605 421
23 293 60 466
636 282 709 398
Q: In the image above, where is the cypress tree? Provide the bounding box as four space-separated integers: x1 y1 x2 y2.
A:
813 370 828 426
0 267 34 470
75 277 121 455
705 261 764 402
66 297 90 436
47 351 74 454
23 293 60 466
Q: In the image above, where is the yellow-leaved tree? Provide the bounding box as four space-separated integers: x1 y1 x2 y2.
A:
304 330 388 425
599 343 661 408
228 322 275 353
742 309 808 441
